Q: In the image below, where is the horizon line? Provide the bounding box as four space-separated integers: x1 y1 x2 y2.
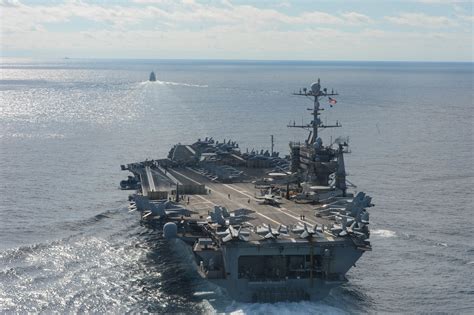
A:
1 56 473 64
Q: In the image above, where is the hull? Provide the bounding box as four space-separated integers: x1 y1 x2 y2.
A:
160 230 364 302
209 278 341 302
172 237 351 302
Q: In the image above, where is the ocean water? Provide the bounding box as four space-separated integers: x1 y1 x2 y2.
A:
0 59 473 313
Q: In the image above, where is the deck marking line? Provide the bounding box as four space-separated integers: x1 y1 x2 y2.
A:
172 169 203 185
195 194 217 206
185 168 281 225
223 184 318 225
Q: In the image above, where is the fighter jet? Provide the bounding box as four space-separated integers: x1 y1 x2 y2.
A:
142 200 196 220
208 206 255 226
257 195 282 206
255 224 288 240
292 222 324 239
255 189 282 206
217 225 250 242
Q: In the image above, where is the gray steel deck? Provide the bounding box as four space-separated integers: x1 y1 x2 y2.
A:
163 167 337 243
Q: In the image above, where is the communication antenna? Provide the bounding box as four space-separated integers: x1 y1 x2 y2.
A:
270 135 274 155
288 78 341 143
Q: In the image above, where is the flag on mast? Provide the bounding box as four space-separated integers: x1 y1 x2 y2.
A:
328 97 337 107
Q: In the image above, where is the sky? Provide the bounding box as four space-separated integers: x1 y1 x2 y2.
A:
0 0 473 61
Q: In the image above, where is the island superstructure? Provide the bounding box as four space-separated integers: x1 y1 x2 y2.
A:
121 80 373 302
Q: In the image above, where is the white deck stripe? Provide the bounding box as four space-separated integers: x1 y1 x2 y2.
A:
195 194 217 206
183 167 282 225
251 210 281 225
194 184 281 225
172 169 204 185
223 184 318 225
183 168 329 239
145 166 156 192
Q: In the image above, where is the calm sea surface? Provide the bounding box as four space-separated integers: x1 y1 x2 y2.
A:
0 59 473 313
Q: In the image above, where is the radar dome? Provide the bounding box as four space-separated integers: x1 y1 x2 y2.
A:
314 137 323 149
311 82 320 94
163 222 178 239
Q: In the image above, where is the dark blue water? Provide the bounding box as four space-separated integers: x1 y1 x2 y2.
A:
1 59 473 313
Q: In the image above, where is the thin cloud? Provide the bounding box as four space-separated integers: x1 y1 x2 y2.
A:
0 1 470 61
276 2 291 8
385 13 457 28
132 0 170 3
417 0 467 4
0 0 21 7
1 1 373 34
341 12 373 25
457 15 474 22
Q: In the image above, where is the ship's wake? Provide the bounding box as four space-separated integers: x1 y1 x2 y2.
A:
0 207 373 313
371 229 396 238
141 80 208 88
0 234 145 312
0 207 208 313
224 301 348 315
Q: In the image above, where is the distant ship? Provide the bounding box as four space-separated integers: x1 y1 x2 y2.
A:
149 71 156 81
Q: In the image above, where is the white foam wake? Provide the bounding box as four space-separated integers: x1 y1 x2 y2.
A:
371 229 396 238
142 80 208 87
0 133 66 139
226 301 348 315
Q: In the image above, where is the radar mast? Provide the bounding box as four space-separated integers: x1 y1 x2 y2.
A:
288 78 340 143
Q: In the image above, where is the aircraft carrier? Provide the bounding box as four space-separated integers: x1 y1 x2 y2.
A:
120 79 373 302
